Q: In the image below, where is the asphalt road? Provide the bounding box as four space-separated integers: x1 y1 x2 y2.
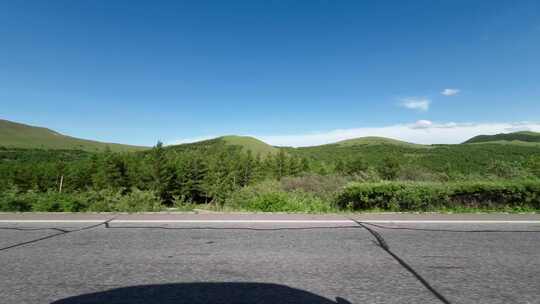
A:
1 214 539 304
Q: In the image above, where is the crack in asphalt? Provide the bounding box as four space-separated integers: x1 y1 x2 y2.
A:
0 218 115 253
4 218 534 303
350 219 453 304
103 223 362 231
361 222 540 233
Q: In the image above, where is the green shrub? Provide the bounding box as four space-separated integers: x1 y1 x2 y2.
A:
0 187 33 212
227 180 334 213
82 188 162 212
0 188 163 212
378 156 401 180
280 174 349 201
336 180 540 211
30 191 89 212
397 165 449 182
487 160 526 179
527 156 540 178
115 189 163 212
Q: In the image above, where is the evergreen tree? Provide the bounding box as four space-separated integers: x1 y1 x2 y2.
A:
288 156 303 176
346 156 368 175
178 154 208 203
92 150 130 191
274 149 288 179
151 141 174 204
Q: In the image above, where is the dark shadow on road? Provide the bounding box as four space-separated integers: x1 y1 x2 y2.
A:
50 282 351 304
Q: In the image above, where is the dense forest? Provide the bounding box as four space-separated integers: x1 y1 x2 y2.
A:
1 136 540 212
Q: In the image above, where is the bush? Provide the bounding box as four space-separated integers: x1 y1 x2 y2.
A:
487 160 526 179
378 156 401 180
527 156 540 178
83 188 163 212
280 174 349 201
226 180 334 213
82 189 121 212
0 188 163 212
335 180 540 211
115 189 163 212
0 187 33 212
30 191 89 212
397 165 449 182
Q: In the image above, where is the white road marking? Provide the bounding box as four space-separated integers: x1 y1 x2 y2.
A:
0 220 105 223
0 219 539 224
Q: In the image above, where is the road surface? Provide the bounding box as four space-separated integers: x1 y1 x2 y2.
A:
1 213 539 304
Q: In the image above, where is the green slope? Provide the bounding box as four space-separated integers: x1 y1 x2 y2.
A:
464 131 540 144
167 135 278 156
286 138 540 175
220 135 278 155
0 119 148 152
335 136 429 148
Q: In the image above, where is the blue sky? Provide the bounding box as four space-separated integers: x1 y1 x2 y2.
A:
1 0 539 146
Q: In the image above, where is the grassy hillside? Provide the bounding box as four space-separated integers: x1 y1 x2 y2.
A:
165 134 540 177
286 140 540 176
0 119 148 152
464 131 540 144
336 136 429 148
167 135 278 156
221 135 278 155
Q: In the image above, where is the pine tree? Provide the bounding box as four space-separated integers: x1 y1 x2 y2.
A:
274 149 288 180
151 141 174 204
91 148 131 191
288 156 303 176
179 153 208 203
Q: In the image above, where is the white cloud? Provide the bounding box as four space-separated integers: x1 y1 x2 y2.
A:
399 97 430 111
167 121 540 147
410 120 433 129
505 126 532 133
441 88 460 96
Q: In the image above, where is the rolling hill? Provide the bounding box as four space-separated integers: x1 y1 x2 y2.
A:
335 136 428 148
220 135 279 155
463 131 540 144
0 119 148 152
167 135 278 156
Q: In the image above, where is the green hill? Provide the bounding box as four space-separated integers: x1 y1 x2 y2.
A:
220 135 278 155
167 135 278 156
335 136 428 148
464 131 540 144
285 136 540 175
0 119 148 152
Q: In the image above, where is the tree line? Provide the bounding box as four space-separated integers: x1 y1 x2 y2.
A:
2 141 540 208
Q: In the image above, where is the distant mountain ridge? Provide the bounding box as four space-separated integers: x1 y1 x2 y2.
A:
463 131 540 144
3 118 540 154
0 119 148 152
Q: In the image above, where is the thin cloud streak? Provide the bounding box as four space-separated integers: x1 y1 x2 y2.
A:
441 88 460 96
167 121 540 147
399 97 430 111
